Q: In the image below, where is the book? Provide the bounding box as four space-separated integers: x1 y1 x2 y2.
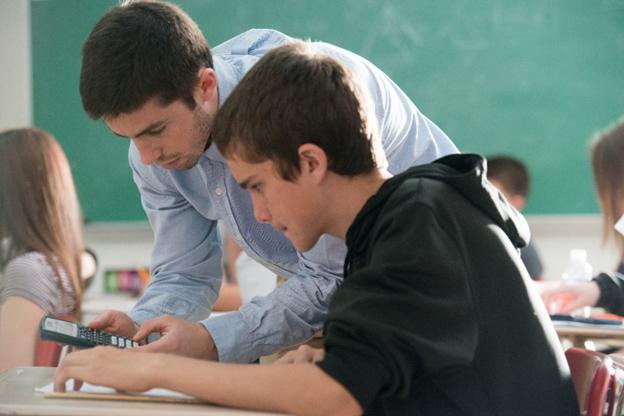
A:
36 380 203 404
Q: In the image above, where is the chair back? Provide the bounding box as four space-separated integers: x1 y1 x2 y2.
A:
605 353 624 416
33 314 73 367
566 347 617 416
34 337 63 367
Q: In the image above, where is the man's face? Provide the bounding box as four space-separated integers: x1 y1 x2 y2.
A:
106 97 214 171
227 157 325 252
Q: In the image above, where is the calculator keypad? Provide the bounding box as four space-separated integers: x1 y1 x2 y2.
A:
78 327 138 348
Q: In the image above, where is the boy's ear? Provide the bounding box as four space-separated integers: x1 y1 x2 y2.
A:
195 67 218 110
298 143 328 183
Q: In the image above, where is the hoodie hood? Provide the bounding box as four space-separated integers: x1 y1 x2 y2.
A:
345 154 530 274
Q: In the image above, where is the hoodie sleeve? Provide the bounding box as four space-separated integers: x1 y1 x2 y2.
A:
317 200 478 410
594 271 624 315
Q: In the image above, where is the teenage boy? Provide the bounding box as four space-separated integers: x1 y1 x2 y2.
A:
81 0 458 363
487 155 544 280
55 41 578 416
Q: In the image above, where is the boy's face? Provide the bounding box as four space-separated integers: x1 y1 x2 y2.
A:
105 97 214 171
227 156 326 252
488 178 526 211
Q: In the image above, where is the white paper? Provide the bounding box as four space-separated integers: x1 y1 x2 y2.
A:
615 214 624 237
36 379 193 399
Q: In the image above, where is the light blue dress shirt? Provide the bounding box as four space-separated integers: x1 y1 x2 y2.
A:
128 29 458 363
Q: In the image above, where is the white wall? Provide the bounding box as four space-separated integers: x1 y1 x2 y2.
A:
82 214 621 298
530 215 620 280
0 0 31 130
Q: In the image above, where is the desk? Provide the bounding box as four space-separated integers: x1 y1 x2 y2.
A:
0 367 283 416
553 322 624 348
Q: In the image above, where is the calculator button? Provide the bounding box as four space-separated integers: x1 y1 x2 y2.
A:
133 341 139 348
111 336 117 346
119 338 125 348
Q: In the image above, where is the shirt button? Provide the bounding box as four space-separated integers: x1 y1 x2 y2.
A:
215 187 223 196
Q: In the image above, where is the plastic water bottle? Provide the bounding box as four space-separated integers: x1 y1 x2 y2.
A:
561 249 593 317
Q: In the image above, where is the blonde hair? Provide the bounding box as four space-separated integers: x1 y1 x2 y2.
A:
0 128 84 316
590 117 624 256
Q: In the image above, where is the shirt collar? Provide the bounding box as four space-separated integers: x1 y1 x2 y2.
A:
200 56 234 164
213 55 238 108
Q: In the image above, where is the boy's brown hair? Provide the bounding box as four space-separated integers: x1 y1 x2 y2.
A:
212 41 377 181
80 0 212 119
486 155 530 198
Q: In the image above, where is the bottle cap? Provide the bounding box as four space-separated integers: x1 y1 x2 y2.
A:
569 249 587 262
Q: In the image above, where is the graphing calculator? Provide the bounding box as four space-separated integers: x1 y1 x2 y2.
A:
39 315 142 349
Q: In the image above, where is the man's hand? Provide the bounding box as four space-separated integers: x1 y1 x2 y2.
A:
274 345 325 365
88 310 139 338
133 315 218 360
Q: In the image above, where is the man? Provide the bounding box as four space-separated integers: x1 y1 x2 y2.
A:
81 0 457 363
487 155 544 280
55 41 578 416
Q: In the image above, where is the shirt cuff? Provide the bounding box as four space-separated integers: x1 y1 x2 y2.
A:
203 311 254 363
594 272 623 312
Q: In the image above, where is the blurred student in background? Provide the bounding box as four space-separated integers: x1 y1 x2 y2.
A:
487 155 544 280
0 128 86 371
541 118 624 314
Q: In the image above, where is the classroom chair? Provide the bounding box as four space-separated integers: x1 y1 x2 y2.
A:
606 353 624 416
33 314 72 367
34 337 64 367
565 347 622 416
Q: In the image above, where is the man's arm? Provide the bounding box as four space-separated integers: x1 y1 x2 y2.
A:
128 146 223 324
204 234 345 363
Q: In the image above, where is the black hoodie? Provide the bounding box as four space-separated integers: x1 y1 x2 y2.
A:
317 154 578 416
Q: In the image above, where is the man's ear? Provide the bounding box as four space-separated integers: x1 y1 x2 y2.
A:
195 67 218 111
298 143 328 183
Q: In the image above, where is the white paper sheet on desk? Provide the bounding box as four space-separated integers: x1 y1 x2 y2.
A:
36 379 194 399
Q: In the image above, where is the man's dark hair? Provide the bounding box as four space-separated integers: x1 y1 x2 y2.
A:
80 0 212 119
486 155 530 197
213 41 376 181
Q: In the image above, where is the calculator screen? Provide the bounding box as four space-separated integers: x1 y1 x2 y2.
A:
45 318 78 337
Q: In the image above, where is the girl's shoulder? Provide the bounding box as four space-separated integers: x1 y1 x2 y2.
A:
1 251 75 314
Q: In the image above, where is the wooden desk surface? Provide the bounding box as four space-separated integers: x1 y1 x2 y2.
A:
0 367 283 416
553 322 624 348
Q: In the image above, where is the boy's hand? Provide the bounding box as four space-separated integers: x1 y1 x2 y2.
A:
54 347 160 393
133 315 218 360
274 345 325 365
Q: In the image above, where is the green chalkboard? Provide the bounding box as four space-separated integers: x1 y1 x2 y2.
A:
31 0 624 221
